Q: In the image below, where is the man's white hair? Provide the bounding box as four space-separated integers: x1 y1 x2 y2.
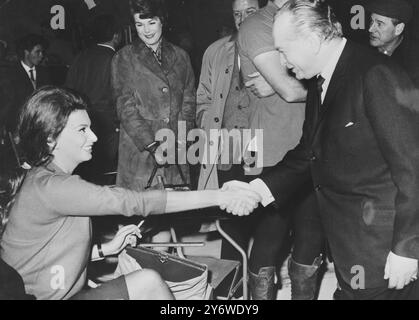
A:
276 0 343 42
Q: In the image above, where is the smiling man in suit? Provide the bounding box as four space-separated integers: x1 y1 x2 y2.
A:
223 0 419 299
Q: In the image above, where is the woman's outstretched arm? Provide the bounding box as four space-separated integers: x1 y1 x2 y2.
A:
164 189 260 215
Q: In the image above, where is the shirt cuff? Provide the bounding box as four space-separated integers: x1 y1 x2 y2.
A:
250 178 275 207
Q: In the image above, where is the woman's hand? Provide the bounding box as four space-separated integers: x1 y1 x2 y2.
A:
102 225 143 256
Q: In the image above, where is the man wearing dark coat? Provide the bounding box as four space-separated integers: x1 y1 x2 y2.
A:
366 0 419 88
225 0 419 300
66 14 122 185
6 34 50 134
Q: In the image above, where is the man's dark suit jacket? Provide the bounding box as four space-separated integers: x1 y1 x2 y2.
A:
6 62 50 132
65 45 119 182
0 62 14 132
392 35 419 89
66 45 119 139
262 40 419 289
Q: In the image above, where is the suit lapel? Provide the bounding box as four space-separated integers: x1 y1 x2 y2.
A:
18 63 33 89
35 66 44 88
320 42 352 118
311 42 353 142
16 63 36 94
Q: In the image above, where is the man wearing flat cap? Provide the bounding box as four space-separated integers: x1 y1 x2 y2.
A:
367 0 419 88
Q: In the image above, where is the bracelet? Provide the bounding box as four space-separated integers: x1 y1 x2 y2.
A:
97 243 105 258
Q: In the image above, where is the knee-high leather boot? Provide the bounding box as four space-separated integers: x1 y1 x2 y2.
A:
248 266 276 300
288 256 322 300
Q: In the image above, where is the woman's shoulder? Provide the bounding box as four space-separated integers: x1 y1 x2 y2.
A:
27 165 80 193
115 43 134 57
114 40 144 60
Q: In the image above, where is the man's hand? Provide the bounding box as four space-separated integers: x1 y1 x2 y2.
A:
222 180 253 192
245 72 275 98
384 251 418 290
218 181 261 216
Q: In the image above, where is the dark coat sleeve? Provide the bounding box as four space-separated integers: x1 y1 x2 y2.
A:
0 68 15 131
364 63 419 259
260 84 313 204
178 51 196 133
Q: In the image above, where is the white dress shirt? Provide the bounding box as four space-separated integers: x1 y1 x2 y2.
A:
251 38 348 207
21 61 36 87
319 38 347 103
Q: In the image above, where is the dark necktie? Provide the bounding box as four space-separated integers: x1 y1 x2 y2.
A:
311 75 326 131
29 68 36 89
317 75 325 106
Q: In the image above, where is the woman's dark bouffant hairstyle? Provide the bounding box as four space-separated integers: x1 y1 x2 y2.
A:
18 86 88 168
1 87 87 236
129 0 168 25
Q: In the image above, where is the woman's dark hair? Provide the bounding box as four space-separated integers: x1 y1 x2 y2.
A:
0 87 88 236
129 0 168 26
18 86 88 168
0 166 25 238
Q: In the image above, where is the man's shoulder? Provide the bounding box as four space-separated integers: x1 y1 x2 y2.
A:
8 62 24 73
208 36 232 50
238 7 275 57
204 36 233 56
239 8 271 36
86 45 115 57
7 62 28 81
343 41 411 87
343 41 391 74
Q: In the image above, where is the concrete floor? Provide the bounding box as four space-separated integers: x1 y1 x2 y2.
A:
181 233 338 300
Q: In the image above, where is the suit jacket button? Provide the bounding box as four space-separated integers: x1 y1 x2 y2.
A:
315 185 322 192
162 87 169 93
214 117 220 123
163 118 170 124
310 156 317 162
115 128 120 133
209 141 214 146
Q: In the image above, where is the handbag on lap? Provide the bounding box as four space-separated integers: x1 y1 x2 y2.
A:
115 247 211 300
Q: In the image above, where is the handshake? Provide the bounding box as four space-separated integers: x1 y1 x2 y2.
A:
217 180 262 216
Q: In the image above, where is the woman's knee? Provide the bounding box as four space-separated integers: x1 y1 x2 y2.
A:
128 269 165 288
125 269 173 300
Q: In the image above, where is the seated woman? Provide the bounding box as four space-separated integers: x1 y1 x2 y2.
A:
0 87 260 300
0 167 34 300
